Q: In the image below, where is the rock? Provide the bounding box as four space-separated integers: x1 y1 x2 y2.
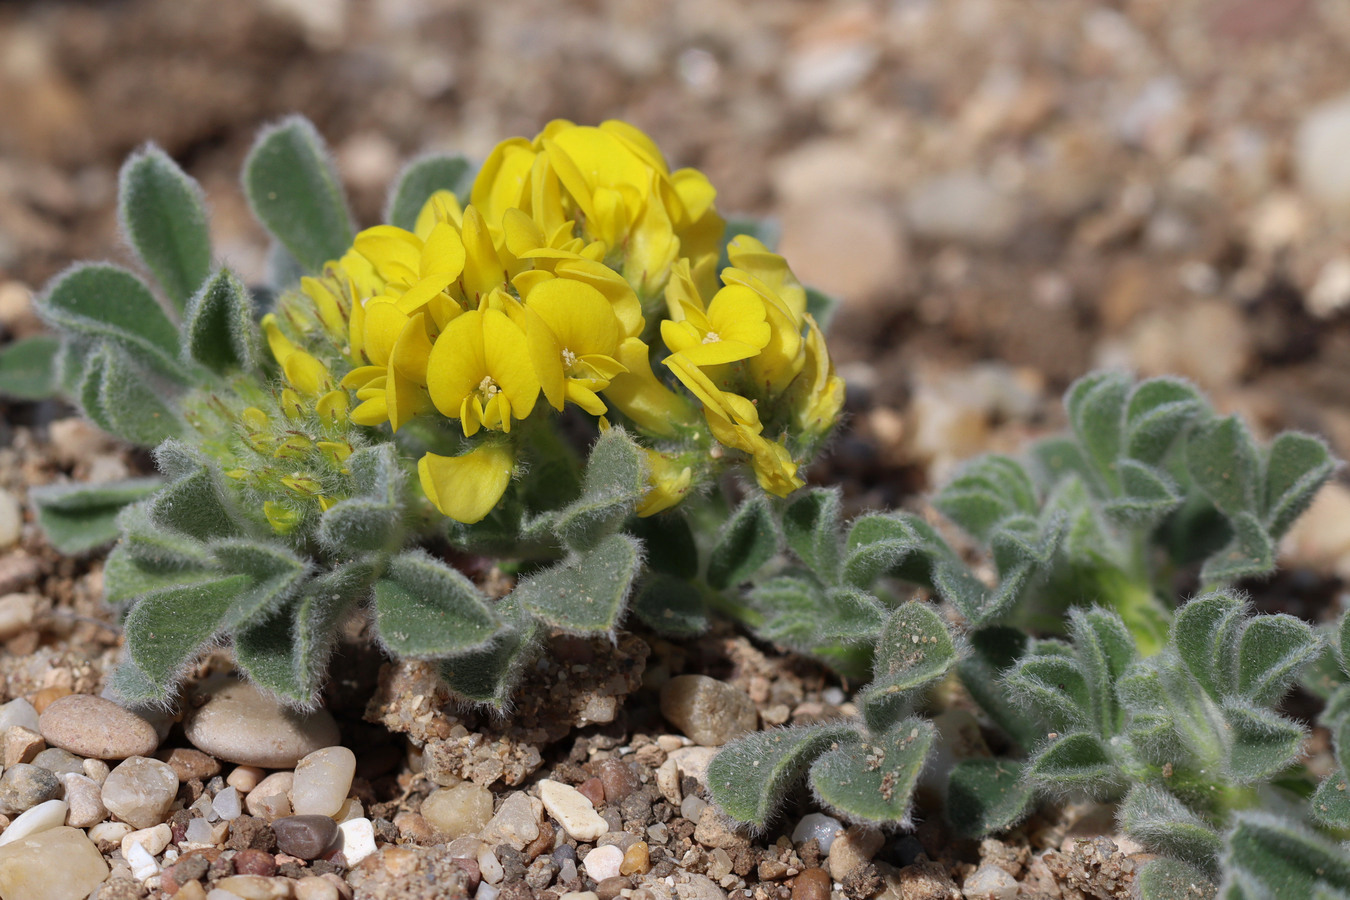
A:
0 826 110 900
1281 483 1350 579
245 771 294 820
31 747 84 776
879 861 961 900
121 822 172 860
83 758 111 784
778 199 907 305
38 694 159 760
0 763 60 815
336 817 378 865
87 822 133 847
30 686 71 714
3 725 43 766
1308 257 1350 319
160 748 222 782
101 756 179 829
273 815 340 860
1297 91 1350 218
0 489 21 550
479 846 504 884
214 785 243 820
421 782 494 839
234 848 279 877
793 867 832 900
60 773 107 827
295 876 341 900
539 779 608 842
183 679 339 768
0 593 35 641
620 841 650 876
598 759 641 805
672 872 727 900
694 806 741 851
584 844 625 882
681 796 708 823
828 825 883 880
215 874 294 899
962 863 1019 900
0 698 39 736
793 814 844 855
904 171 1019 246
578 777 606 809
292 746 356 817
480 791 542 850
227 765 265 793
0 798 67 846
659 676 757 747
670 747 718 791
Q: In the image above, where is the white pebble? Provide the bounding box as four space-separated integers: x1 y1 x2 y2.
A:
185 817 215 844
0 799 68 846
126 841 159 881
792 813 844 855
336 817 377 865
121 823 172 860
0 698 39 737
208 891 247 900
539 779 607 842
213 785 242 820
963 863 1019 900
478 845 504 884
193 793 218 822
583 844 625 882
88 821 133 844
292 746 356 817
821 687 846 706
476 883 500 900
680 795 707 822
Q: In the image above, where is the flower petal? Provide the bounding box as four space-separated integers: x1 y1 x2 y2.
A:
418 443 515 524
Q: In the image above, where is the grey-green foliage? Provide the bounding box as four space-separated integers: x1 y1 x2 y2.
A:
385 153 475 230
1218 813 1350 899
1311 611 1350 830
118 144 212 312
709 600 954 828
29 478 164 554
0 335 60 400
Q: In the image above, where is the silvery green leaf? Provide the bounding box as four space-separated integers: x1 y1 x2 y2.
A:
0 335 60 400
782 487 842 583
1119 784 1223 873
1124 376 1204 466
1024 732 1121 796
386 153 475 230
554 426 646 553
1187 415 1260 517
860 601 956 732
29 477 162 554
118 144 212 311
1065 371 1130 491
182 269 261 374
946 759 1033 838
810 719 934 825
515 532 641 634
707 724 853 828
373 550 501 658
707 494 778 590
1262 431 1336 539
630 573 708 637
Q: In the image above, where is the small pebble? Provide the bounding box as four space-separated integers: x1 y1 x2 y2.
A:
228 765 265 793
478 846 505 884
539 779 608 842
88 821 134 846
394 811 436 844
2 725 43 767
273 815 340 860
215 874 292 898
161 748 223 782
421 782 495 839
245 772 294 820
206 889 245 900
476 883 499 900
962 863 1019 900
598 759 642 804
480 792 541 850
578 777 606 809
0 763 60 816
82 758 111 784
31 747 84 776
60 773 108 828
184 679 340 768
121 822 172 859
214 785 243 820
336 817 377 865
185 817 216 844
792 867 832 900
292 746 355 817
0 593 34 644
0 826 110 898
659 676 758 746
101 756 179 829
0 698 39 737
620 841 650 876
30 686 71 714
38 694 159 760
596 876 630 900
827 825 883 880
792 813 843 855
234 848 278 877
295 876 340 900
584 844 625 882
0 798 67 846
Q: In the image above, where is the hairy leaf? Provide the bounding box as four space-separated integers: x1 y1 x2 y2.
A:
1119 784 1224 872
554 427 646 552
1067 607 1137 738
212 539 311 629
782 487 842 583
1235 613 1318 707
1136 858 1216 900
1005 653 1093 734
182 269 261 374
515 532 641 634
124 575 251 691
810 719 935 824
0 335 60 400
1025 732 1120 796
118 144 212 310
1221 702 1305 784
29 477 162 554
386 154 475 230
1188 415 1260 517
148 457 242 542
1199 512 1275 585
374 551 501 658
441 619 543 709
842 513 926 590
707 495 778 590
1104 459 1181 527
945 759 1034 838
95 344 182 446
1065 371 1130 490
1220 813 1350 898
627 511 699 579
1311 764 1350 830
1124 377 1204 465
708 724 854 827
317 445 405 555
1172 592 1247 701
860 601 956 732
630 573 708 637
1263 432 1335 539
934 455 1037 542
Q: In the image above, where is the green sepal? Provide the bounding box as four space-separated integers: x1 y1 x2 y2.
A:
707 724 854 828
859 601 956 733
124 574 252 693
553 426 646 553
242 116 354 273
1188 415 1260 517
1136 858 1217 900
441 616 543 709
386 154 475 230
1024 732 1121 796
1123 376 1204 465
28 477 163 554
182 269 261 374
626 511 698 579
38 264 187 382
514 532 641 634
933 455 1038 542
810 719 935 825
118 144 212 311
0 335 60 400
1220 813 1350 898
706 494 778 590
373 550 500 658
1263 432 1336 539
945 759 1034 838
1310 764 1350 830
1065 371 1130 490
781 487 841 583
1119 784 1224 873
630 573 708 637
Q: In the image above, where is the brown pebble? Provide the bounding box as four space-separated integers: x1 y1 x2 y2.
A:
174 881 208 900
793 867 832 900
233 848 278 877
30 686 72 713
598 759 642 805
620 841 650 876
38 693 159 760
3 725 44 766
159 748 222 782
596 876 631 900
451 857 482 892
382 847 419 878
393 811 437 845
525 821 556 862
578 777 606 809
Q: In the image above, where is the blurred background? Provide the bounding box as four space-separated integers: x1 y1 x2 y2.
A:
4 0 1350 564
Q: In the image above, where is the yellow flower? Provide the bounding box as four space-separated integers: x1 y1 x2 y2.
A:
426 307 541 436
660 284 771 367
262 313 335 397
418 441 516 524
637 448 693 517
519 278 627 416
794 313 846 440
601 337 700 438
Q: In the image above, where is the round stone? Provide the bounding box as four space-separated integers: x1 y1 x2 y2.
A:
0 764 60 816
59 773 108 828
292 746 356 817
583 845 625 882
160 747 222 782
658 676 758 747
792 868 832 900
38 694 159 760
184 680 339 768
101 756 179 830
273 815 340 860
421 783 494 840
30 747 84 777
598 759 641 805
245 771 294 821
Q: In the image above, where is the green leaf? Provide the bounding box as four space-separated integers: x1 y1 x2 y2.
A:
386 154 475 230
860 601 956 732
1025 732 1120 795
515 533 641 634
118 144 212 310
1065 371 1130 489
317 445 405 555
1235 613 1318 706
29 477 162 554
182 269 261 374
1067 607 1137 738
1187 415 1260 516
1124 377 1205 465
441 617 542 709
147 452 243 542
554 427 646 552
946 759 1034 838
931 557 1034 627
747 574 868 652
626 511 698 579
373 551 501 658
102 544 212 608
842 513 925 590
1199 511 1275 584
38 264 186 382
707 724 854 827
95 344 183 446
1136 858 1217 900
1104 459 1181 527
125 575 251 692
1221 813 1350 897
1005 653 1093 734
211 539 310 629
934 455 1038 542
810 719 935 824
1221 702 1305 783
0 335 60 400
115 501 213 571
1172 592 1246 700
1031 435 1095 490
106 659 165 707
781 487 842 583
242 116 354 273
707 495 778 590
1119 784 1223 872
1311 765 1350 830
630 573 708 637
959 627 1040 752
1262 432 1336 539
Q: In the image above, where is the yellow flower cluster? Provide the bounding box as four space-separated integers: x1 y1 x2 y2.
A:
266 120 843 524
